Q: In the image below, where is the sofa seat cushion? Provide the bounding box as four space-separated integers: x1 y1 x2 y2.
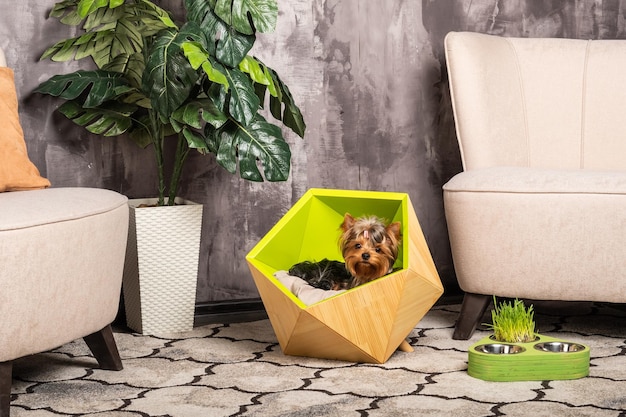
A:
442 167 626 302
0 187 128 231
443 166 626 195
0 186 129 361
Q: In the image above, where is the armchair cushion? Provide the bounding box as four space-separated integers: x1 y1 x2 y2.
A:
443 166 626 302
0 187 129 362
443 166 626 194
0 67 50 192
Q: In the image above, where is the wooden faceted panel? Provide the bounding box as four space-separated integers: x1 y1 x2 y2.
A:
246 188 443 364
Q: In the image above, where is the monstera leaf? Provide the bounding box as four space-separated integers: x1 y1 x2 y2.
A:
101 52 145 89
77 0 124 18
171 99 228 130
182 41 229 88
216 24 256 67
268 69 306 138
34 70 133 108
142 24 204 120
239 56 277 95
215 115 290 182
57 100 137 137
42 1 175 68
185 0 255 67
214 0 277 35
170 98 228 151
220 65 260 126
240 57 306 139
41 18 143 69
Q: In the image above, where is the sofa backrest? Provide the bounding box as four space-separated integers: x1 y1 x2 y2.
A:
445 31 626 171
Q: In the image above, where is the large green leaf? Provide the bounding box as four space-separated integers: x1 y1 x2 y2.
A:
58 99 137 136
42 1 174 68
142 25 203 120
181 127 210 151
182 41 229 88
41 31 94 62
184 0 255 67
102 52 145 89
238 57 306 138
133 0 178 32
184 0 218 56
217 25 255 67
214 0 277 35
171 98 228 130
170 99 228 152
205 82 227 111
34 70 132 108
40 19 142 69
77 0 124 18
220 65 260 126
93 19 143 67
128 113 156 148
215 115 290 181
185 0 216 25
266 67 306 138
204 123 220 154
83 3 125 30
49 0 86 26
239 55 276 95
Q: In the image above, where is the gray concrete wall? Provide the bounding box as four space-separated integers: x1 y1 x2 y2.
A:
2 0 624 303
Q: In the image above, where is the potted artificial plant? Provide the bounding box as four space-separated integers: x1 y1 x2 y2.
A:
35 0 306 334
468 297 589 381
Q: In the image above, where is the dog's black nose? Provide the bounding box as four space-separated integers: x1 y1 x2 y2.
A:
362 253 370 260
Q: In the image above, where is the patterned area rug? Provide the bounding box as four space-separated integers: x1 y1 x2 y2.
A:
9 302 626 416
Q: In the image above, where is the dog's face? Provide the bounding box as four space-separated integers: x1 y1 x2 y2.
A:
339 213 401 286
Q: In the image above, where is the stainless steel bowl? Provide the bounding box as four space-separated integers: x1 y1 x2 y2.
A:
474 344 526 354
533 342 586 353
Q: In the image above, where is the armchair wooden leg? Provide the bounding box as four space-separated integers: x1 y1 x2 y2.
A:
0 361 12 417
83 324 123 371
452 293 492 340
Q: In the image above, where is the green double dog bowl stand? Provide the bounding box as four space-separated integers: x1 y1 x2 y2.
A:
468 334 590 381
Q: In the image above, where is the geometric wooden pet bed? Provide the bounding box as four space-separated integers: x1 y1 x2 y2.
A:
246 188 444 364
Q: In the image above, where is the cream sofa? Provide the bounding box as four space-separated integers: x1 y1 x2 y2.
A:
0 47 129 416
443 32 626 339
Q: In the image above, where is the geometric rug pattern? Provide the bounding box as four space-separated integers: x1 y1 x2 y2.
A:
9 302 626 416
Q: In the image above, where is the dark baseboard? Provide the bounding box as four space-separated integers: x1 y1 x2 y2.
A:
435 294 464 306
194 298 268 326
116 293 463 329
192 293 463 327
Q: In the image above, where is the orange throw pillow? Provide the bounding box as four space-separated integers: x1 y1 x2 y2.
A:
0 67 50 192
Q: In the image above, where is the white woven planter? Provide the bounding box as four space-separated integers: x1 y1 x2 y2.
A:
122 198 203 335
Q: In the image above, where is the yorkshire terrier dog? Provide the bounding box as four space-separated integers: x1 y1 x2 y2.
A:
288 213 401 290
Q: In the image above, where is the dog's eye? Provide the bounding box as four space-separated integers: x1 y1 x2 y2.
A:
375 248 381 253
355 243 362 249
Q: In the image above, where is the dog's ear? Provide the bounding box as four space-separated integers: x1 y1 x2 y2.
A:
386 221 402 240
341 213 355 231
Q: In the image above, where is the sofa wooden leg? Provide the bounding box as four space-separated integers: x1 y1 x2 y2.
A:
83 324 123 371
0 361 12 417
452 293 492 340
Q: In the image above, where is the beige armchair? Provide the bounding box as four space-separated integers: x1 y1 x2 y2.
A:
443 32 626 339
0 46 129 417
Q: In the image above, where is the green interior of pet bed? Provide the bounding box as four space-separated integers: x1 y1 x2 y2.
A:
247 188 409 280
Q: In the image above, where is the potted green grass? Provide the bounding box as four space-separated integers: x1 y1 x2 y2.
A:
468 297 590 382
35 0 306 335
487 297 536 343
